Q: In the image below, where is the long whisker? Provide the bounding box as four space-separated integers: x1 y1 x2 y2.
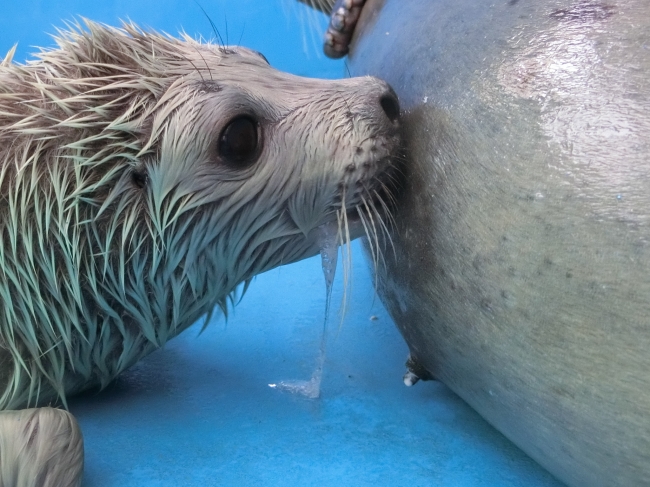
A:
194 1 225 48
237 23 246 47
356 204 378 271
192 45 213 82
344 60 352 79
357 204 384 295
373 182 399 230
369 192 397 260
360 198 381 269
336 199 352 325
184 55 206 84
367 189 396 237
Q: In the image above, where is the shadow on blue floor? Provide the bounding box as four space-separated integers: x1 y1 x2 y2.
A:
1 2 563 485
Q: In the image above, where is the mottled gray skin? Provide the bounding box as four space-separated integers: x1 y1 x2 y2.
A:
345 1 650 486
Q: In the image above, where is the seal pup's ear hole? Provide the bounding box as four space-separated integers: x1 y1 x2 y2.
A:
217 115 262 168
131 168 148 188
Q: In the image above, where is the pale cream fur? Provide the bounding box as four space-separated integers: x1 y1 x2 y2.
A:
0 408 83 487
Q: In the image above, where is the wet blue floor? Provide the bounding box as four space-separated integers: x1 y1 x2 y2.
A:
1 2 563 486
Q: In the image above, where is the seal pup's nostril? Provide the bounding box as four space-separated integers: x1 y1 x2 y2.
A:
380 87 400 124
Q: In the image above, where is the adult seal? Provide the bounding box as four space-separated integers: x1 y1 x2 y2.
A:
313 0 650 486
0 20 401 411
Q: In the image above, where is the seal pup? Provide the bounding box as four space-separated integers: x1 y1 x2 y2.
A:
0 20 401 410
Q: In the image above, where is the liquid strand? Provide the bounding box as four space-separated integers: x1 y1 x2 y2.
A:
268 222 338 399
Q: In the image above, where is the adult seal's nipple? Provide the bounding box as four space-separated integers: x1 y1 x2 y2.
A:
403 353 435 387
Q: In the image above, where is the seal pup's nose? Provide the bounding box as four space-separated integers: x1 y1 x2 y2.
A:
379 85 400 124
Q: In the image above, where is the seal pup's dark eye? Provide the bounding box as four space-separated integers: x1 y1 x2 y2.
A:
218 116 261 166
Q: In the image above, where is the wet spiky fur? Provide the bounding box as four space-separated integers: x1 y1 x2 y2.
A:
0 20 399 410
0 407 83 487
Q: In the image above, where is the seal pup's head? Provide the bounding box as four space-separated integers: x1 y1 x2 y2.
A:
0 20 400 408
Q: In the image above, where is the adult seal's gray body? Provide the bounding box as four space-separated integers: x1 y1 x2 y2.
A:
312 1 650 486
0 20 401 412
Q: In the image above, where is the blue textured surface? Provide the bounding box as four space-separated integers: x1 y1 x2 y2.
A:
1 2 563 486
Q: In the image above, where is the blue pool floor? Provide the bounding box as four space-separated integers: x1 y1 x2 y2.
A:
1 1 563 485
69 244 562 487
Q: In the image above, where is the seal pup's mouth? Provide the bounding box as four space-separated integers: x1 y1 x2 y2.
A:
291 139 403 272
289 81 402 264
289 163 401 270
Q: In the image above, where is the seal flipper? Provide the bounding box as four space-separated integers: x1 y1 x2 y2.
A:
296 0 365 58
323 0 366 58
